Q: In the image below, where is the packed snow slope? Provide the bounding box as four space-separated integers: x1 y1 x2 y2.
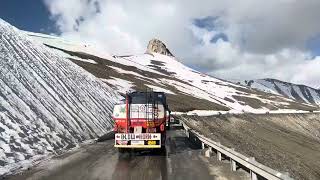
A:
0 19 120 174
27 33 317 112
238 79 320 106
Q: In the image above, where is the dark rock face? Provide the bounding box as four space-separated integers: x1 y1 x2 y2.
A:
146 38 174 56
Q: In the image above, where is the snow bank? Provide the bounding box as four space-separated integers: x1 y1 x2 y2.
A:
0 19 121 175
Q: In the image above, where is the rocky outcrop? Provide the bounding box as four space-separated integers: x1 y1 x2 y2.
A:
146 38 174 56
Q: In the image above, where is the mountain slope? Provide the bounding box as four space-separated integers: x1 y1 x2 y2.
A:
0 19 120 174
240 79 320 105
28 33 317 112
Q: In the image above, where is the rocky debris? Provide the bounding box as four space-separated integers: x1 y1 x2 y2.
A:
146 38 174 56
176 114 320 180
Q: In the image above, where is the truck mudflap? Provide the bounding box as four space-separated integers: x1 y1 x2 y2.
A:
114 133 161 148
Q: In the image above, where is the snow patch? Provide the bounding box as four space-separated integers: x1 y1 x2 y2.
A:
101 77 134 94
145 84 175 94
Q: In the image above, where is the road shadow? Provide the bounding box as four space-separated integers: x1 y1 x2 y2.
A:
113 150 168 180
97 131 115 142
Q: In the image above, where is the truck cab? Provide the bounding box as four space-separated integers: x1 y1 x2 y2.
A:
113 91 170 151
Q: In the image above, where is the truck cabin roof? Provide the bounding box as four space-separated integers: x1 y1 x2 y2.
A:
127 91 167 105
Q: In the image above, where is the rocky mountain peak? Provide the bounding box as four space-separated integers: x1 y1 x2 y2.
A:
146 38 174 56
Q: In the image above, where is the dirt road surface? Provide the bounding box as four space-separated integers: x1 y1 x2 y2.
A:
7 126 248 180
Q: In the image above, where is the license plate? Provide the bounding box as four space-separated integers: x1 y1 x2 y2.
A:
115 133 161 141
131 140 144 145
148 140 156 145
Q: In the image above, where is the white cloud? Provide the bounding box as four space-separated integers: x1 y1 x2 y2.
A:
43 0 320 88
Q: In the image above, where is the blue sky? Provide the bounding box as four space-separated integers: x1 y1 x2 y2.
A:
306 34 320 57
193 16 229 44
0 0 57 33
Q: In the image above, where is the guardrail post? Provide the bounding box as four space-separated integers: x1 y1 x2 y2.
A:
205 147 213 158
205 148 211 157
250 170 257 180
282 172 293 180
201 142 205 149
231 159 237 171
185 129 189 138
217 151 222 161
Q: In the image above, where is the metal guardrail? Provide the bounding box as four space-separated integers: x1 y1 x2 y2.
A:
172 110 320 117
178 120 294 180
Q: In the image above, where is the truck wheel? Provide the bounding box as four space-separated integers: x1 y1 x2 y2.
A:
153 146 166 155
160 146 166 155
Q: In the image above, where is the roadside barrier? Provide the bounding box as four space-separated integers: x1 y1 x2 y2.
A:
178 120 293 180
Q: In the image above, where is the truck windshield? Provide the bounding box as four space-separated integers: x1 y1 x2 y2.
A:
129 92 166 104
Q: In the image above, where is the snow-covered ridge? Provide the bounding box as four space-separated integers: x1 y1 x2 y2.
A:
27 30 317 112
0 19 121 174
239 79 320 105
27 31 115 61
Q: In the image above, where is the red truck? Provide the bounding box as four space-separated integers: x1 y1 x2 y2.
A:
113 91 170 152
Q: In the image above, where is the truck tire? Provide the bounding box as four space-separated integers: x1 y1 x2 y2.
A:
153 146 166 155
160 146 166 155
